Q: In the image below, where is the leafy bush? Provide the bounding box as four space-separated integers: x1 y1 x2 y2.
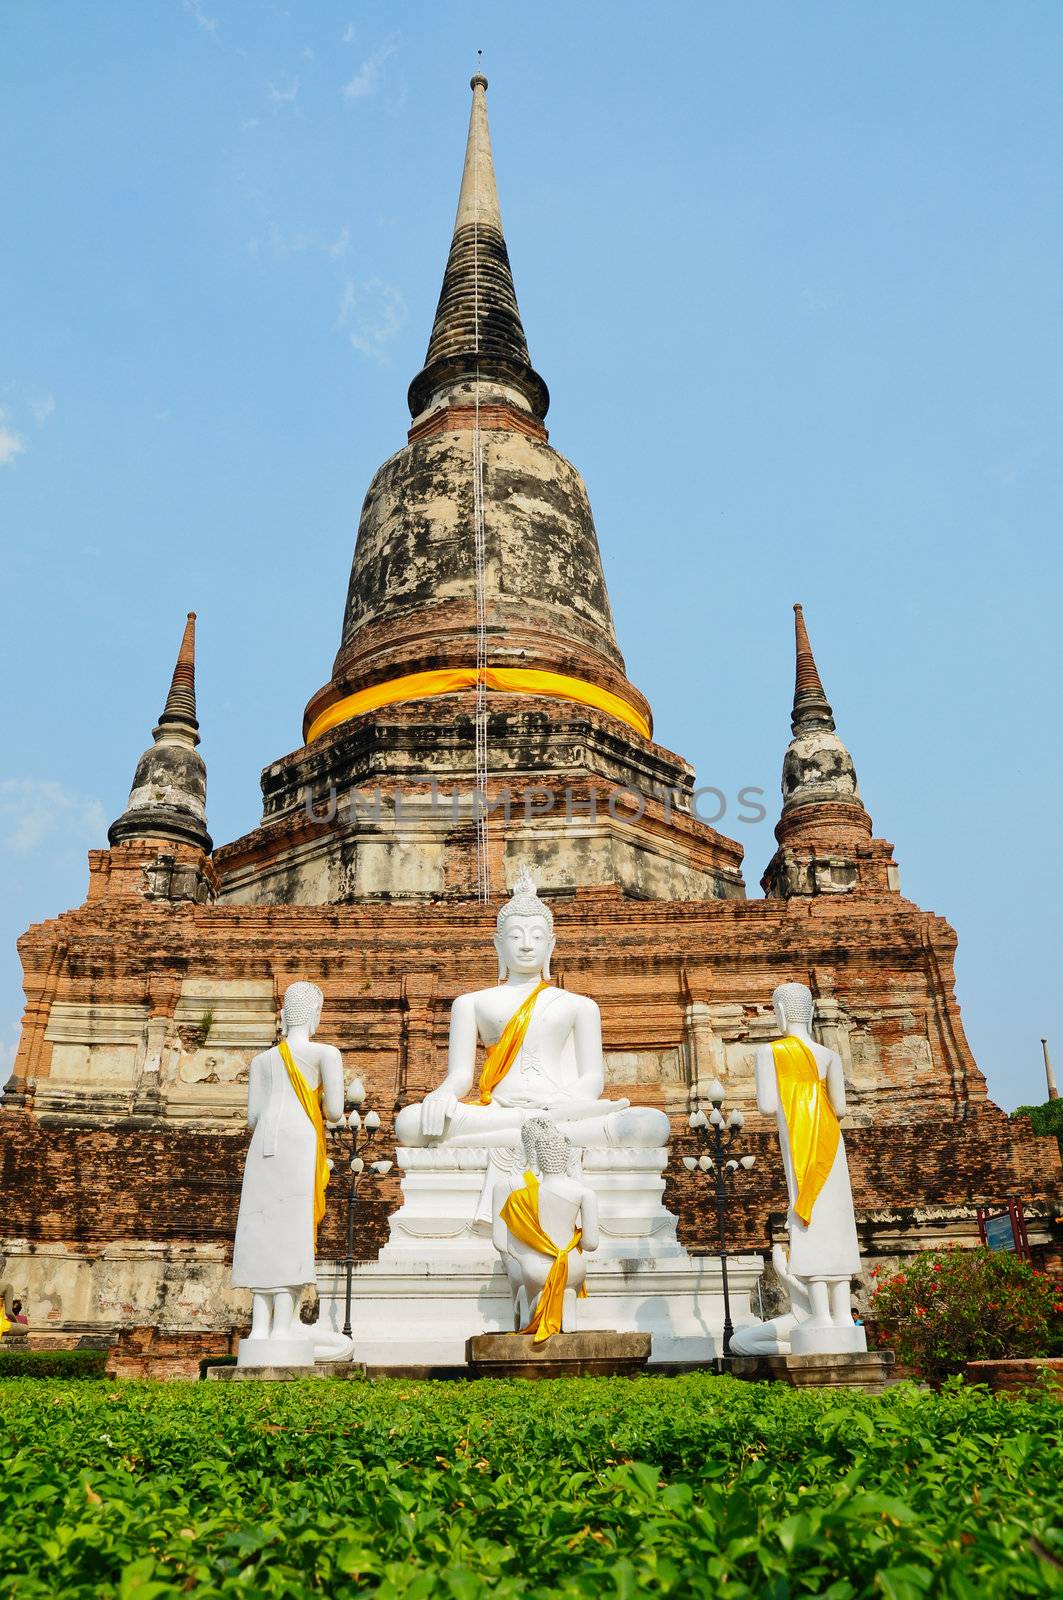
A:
0 1375 1061 1597
1012 1097 1063 1160
869 1245 1063 1382
0 1348 108 1380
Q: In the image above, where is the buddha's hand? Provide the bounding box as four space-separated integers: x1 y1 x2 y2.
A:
421 1085 459 1138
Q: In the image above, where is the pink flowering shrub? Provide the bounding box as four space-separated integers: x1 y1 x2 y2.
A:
868 1244 1063 1383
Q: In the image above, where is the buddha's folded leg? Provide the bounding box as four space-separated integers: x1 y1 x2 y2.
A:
394 1099 525 1147
564 1106 671 1147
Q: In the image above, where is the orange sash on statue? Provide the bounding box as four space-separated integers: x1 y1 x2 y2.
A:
475 981 551 1104
278 1039 329 1243
500 1170 586 1343
771 1035 840 1226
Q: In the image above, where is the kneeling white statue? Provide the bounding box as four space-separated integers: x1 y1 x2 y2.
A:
754 981 866 1356
730 1244 811 1356
492 1116 599 1341
232 980 356 1367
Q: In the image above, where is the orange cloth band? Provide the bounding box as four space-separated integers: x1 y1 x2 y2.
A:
305 667 651 745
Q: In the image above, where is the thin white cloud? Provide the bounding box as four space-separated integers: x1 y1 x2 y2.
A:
335 277 406 362
342 40 397 101
0 780 106 856
242 117 260 131
182 0 218 34
250 222 351 261
0 413 26 467
267 75 301 106
30 393 55 425
342 23 355 44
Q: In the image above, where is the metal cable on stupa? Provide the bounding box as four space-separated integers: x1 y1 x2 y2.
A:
471 59 491 901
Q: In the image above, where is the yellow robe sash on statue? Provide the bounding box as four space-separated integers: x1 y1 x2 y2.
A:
772 1035 841 1226
0 1304 11 1339
475 981 551 1104
278 1039 329 1244
500 1170 587 1343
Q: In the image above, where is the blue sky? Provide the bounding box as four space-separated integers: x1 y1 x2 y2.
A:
1 2 1060 1109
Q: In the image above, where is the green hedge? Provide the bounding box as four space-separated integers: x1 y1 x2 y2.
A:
0 1375 1061 1597
0 1348 108 1380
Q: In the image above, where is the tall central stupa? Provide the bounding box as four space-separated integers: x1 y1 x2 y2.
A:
215 76 745 907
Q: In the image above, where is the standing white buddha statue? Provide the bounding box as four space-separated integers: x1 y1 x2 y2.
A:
393 867 668 1225
492 1116 600 1340
754 981 866 1356
232 980 355 1367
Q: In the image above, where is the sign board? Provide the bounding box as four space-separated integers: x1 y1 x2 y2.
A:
976 1198 1031 1260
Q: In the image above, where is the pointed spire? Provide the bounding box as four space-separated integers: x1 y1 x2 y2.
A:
408 75 549 422
761 602 894 898
791 603 835 734
157 611 199 737
778 602 863 819
108 612 211 852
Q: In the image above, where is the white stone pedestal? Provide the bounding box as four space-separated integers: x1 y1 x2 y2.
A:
317 1146 763 1367
790 1323 868 1356
236 1335 314 1369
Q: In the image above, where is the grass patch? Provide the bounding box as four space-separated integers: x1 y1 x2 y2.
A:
0 1374 1060 1597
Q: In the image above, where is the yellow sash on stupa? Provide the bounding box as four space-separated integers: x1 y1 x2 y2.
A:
278 1039 329 1244
500 1170 587 1343
772 1035 840 1226
475 981 551 1104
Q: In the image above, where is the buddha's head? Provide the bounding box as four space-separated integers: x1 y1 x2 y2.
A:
282 980 324 1038
772 981 814 1034
521 1115 574 1176
495 866 555 981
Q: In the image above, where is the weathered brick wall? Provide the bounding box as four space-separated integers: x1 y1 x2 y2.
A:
3 1103 1056 1263
0 1111 394 1260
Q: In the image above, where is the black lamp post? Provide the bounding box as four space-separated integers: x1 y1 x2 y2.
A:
683 1077 756 1357
327 1084 393 1341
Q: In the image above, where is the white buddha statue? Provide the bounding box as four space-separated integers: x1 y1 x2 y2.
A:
492 1116 600 1340
754 981 866 1355
395 867 669 1155
232 980 354 1366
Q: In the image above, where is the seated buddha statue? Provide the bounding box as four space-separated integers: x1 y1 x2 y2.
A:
394 867 669 1156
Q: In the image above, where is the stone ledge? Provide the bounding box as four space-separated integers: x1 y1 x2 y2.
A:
205 1362 367 1382
468 1330 651 1379
728 1350 896 1393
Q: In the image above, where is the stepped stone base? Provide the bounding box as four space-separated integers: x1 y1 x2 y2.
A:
318 1252 764 1367
730 1350 896 1393
468 1331 651 1379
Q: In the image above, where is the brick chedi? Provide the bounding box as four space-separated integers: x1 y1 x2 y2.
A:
0 77 1058 1345
762 604 898 899
215 74 743 908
